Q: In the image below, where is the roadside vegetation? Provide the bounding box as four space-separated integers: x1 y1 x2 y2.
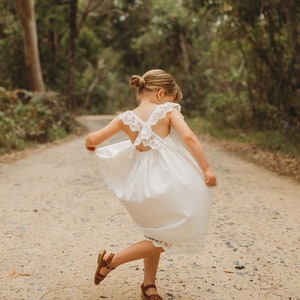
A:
0 89 78 155
0 0 299 179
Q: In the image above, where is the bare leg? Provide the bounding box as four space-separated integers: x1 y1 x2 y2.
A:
100 240 164 277
143 253 161 285
143 253 161 296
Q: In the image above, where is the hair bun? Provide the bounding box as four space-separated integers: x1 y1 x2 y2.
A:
130 75 145 90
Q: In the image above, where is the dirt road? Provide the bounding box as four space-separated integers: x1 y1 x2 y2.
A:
1 115 299 300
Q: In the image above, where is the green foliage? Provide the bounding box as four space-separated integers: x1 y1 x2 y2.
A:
187 117 299 159
0 90 78 154
0 0 299 155
0 1 29 89
77 28 101 64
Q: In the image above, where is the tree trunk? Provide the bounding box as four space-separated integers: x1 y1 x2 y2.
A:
84 76 99 109
179 32 190 75
15 0 45 92
83 58 105 108
68 0 78 110
283 0 300 88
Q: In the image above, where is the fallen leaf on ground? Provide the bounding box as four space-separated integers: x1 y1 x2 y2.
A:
9 270 31 278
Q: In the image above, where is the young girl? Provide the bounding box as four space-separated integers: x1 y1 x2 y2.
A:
86 69 217 300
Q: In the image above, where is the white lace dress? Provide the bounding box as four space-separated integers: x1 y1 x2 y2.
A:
95 102 211 252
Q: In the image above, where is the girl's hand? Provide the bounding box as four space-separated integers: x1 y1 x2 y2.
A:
86 145 95 152
203 168 217 187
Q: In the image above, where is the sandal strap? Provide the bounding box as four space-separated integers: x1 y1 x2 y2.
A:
147 295 163 300
102 253 115 270
141 284 162 300
143 284 157 292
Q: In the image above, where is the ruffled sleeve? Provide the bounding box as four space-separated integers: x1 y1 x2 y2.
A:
148 102 181 126
118 111 143 132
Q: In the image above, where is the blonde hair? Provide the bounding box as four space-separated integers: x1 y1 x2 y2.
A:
129 69 182 102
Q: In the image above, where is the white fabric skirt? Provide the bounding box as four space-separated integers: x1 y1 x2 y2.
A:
95 134 211 253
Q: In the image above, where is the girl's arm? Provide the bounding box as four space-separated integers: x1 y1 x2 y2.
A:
85 117 123 151
170 109 217 187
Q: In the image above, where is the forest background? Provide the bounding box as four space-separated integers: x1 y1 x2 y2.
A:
0 0 299 176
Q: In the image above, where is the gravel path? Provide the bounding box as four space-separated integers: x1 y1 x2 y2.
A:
1 115 299 300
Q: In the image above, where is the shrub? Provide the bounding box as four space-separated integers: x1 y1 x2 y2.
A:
0 89 78 154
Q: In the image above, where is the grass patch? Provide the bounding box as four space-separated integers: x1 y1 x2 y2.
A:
186 117 299 159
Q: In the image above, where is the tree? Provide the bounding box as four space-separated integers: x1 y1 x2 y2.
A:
15 0 45 92
51 0 120 110
68 0 78 110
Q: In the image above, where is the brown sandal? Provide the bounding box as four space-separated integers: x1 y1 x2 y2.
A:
141 283 163 300
94 249 116 285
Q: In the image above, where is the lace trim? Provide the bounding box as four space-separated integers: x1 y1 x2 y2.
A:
133 123 164 149
147 102 181 126
145 235 171 250
118 102 181 150
118 111 143 132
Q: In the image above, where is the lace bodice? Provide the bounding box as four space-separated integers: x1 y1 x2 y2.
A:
118 102 181 150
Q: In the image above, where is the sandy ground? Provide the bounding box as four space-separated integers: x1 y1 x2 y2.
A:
0 115 299 300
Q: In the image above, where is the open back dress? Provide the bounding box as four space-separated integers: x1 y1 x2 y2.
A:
95 102 211 252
